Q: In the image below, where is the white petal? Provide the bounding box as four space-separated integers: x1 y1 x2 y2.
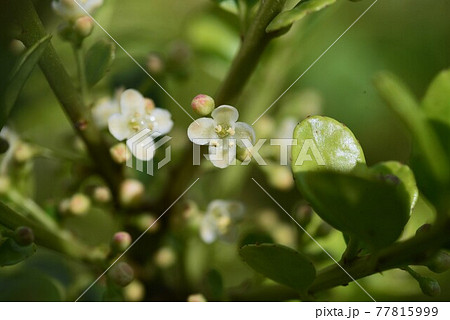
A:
212 105 239 125
234 122 256 146
92 98 120 129
120 89 145 116
200 215 218 244
108 114 133 141
187 118 216 144
149 108 173 135
126 134 155 161
225 201 245 220
207 139 236 169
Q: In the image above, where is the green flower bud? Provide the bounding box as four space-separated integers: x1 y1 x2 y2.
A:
111 232 132 253
109 262 134 287
146 53 165 76
418 277 441 297
93 186 112 203
426 251 450 274
9 39 26 56
191 94 215 116
14 226 34 246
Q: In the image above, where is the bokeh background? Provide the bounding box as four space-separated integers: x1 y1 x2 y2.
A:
0 0 449 301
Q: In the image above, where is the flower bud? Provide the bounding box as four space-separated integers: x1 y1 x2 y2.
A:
272 224 296 247
123 280 145 302
418 277 441 297
9 39 26 56
426 251 450 274
74 16 94 38
295 203 313 226
187 293 207 302
154 247 176 269
111 231 132 253
266 165 294 190
236 146 252 163
191 94 215 116
146 53 165 75
14 143 34 163
119 179 144 207
0 176 11 195
109 262 134 287
132 213 159 232
93 186 111 203
14 226 34 246
69 193 91 215
110 143 128 164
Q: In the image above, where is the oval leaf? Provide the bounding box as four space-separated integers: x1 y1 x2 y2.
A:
422 69 450 128
0 238 36 267
291 116 365 174
370 161 418 213
267 0 336 33
0 35 51 130
296 170 410 249
85 39 116 87
240 243 316 291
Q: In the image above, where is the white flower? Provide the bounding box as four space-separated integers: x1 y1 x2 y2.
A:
52 0 103 21
200 200 244 244
107 89 173 161
187 105 255 168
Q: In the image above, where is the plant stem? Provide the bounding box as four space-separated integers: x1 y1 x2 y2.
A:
0 200 103 262
8 0 122 196
72 44 89 105
341 236 360 263
215 0 287 105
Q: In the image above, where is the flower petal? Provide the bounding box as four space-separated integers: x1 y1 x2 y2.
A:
92 97 120 129
126 134 156 161
207 138 237 169
234 122 256 146
212 105 239 125
108 113 133 141
200 214 218 244
187 118 216 144
120 89 145 116
149 108 173 135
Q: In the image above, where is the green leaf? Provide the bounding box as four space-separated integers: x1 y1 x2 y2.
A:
296 170 410 249
369 161 418 213
211 0 239 14
422 69 450 128
203 269 224 301
374 72 450 184
267 0 336 33
0 238 36 267
291 116 365 174
240 243 316 291
0 35 51 130
85 39 116 87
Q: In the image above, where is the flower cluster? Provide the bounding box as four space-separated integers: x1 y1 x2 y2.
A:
187 104 255 168
200 200 244 244
106 89 173 161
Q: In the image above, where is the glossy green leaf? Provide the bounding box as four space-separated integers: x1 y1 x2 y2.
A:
85 39 116 87
267 0 336 33
240 243 316 291
370 161 418 213
0 238 36 267
422 69 450 128
296 170 410 249
0 35 51 130
291 116 365 174
374 72 449 184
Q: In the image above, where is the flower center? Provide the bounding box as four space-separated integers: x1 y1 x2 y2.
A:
214 124 235 138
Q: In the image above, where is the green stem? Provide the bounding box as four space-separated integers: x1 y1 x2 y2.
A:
5 189 59 233
341 236 360 263
7 0 122 196
215 0 287 105
0 200 104 262
72 44 89 105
